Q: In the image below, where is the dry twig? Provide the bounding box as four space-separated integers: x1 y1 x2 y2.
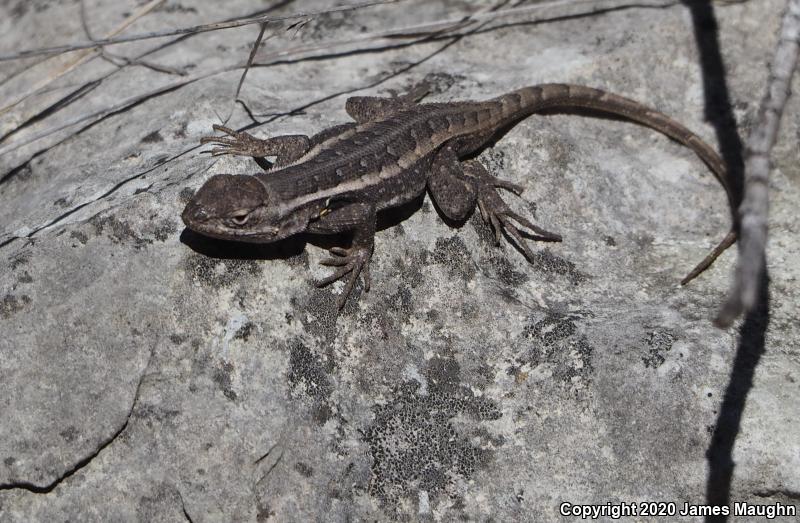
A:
0 0 405 62
0 0 678 159
715 0 800 327
0 0 166 116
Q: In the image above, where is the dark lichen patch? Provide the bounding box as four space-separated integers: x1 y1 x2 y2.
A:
362 357 501 511
1 294 31 318
136 482 181 523
17 271 33 284
470 212 496 246
292 292 340 345
295 462 314 477
3 457 15 467
178 187 195 203
391 252 426 289
53 196 70 208
426 356 461 393
8 251 30 270
304 11 365 40
70 230 89 245
484 253 528 287
140 130 163 143
184 253 261 288
134 403 182 426
90 214 151 249
387 284 413 313
641 328 676 369
287 341 333 403
233 321 255 341
152 220 177 242
213 360 238 401
419 71 460 96
481 148 507 173
59 426 79 443
520 313 594 391
431 236 475 281
528 248 587 285
10 1 28 18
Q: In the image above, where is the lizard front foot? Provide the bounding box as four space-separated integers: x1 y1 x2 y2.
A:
200 125 267 157
200 125 310 166
477 184 562 261
315 246 373 309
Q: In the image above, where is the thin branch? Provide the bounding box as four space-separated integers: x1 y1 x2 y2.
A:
0 66 236 158
0 4 291 151
0 0 682 159
98 50 189 76
715 0 800 327
0 0 166 116
248 0 679 64
225 23 273 124
0 0 406 62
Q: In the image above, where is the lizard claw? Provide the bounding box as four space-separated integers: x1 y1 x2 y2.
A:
316 245 373 309
211 124 237 136
493 179 525 195
478 185 561 261
200 126 264 157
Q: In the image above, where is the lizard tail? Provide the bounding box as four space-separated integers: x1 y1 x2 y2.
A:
496 83 736 284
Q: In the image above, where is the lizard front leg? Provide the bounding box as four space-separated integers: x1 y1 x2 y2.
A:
307 202 376 309
200 125 311 169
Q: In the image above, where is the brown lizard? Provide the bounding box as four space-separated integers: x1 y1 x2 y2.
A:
182 83 736 308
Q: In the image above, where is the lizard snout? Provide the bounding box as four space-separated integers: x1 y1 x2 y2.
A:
181 200 209 226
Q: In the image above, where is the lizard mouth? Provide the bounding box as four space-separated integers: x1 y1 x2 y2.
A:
183 219 280 243
182 202 279 242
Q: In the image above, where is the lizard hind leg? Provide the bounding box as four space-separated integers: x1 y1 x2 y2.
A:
427 147 479 222
464 160 562 260
345 82 431 124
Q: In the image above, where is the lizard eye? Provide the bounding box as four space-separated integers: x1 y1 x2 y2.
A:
231 212 250 226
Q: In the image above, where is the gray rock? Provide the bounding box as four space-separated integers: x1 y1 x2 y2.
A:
1 0 798 521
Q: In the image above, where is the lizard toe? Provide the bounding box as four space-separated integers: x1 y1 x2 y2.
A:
315 246 373 309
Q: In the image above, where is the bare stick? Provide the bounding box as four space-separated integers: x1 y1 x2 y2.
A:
715 0 800 327
0 0 681 158
0 0 166 116
248 0 678 64
225 23 273 124
0 66 237 158
0 0 406 62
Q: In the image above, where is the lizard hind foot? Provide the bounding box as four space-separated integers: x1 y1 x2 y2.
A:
315 246 373 309
477 185 562 261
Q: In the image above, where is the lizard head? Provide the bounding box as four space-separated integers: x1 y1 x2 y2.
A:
182 174 301 243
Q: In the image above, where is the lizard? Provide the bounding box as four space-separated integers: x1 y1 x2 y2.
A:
181 83 736 309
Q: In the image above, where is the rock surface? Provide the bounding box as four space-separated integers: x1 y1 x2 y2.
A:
1 0 798 521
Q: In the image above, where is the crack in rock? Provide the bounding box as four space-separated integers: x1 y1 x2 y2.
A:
0 346 154 493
